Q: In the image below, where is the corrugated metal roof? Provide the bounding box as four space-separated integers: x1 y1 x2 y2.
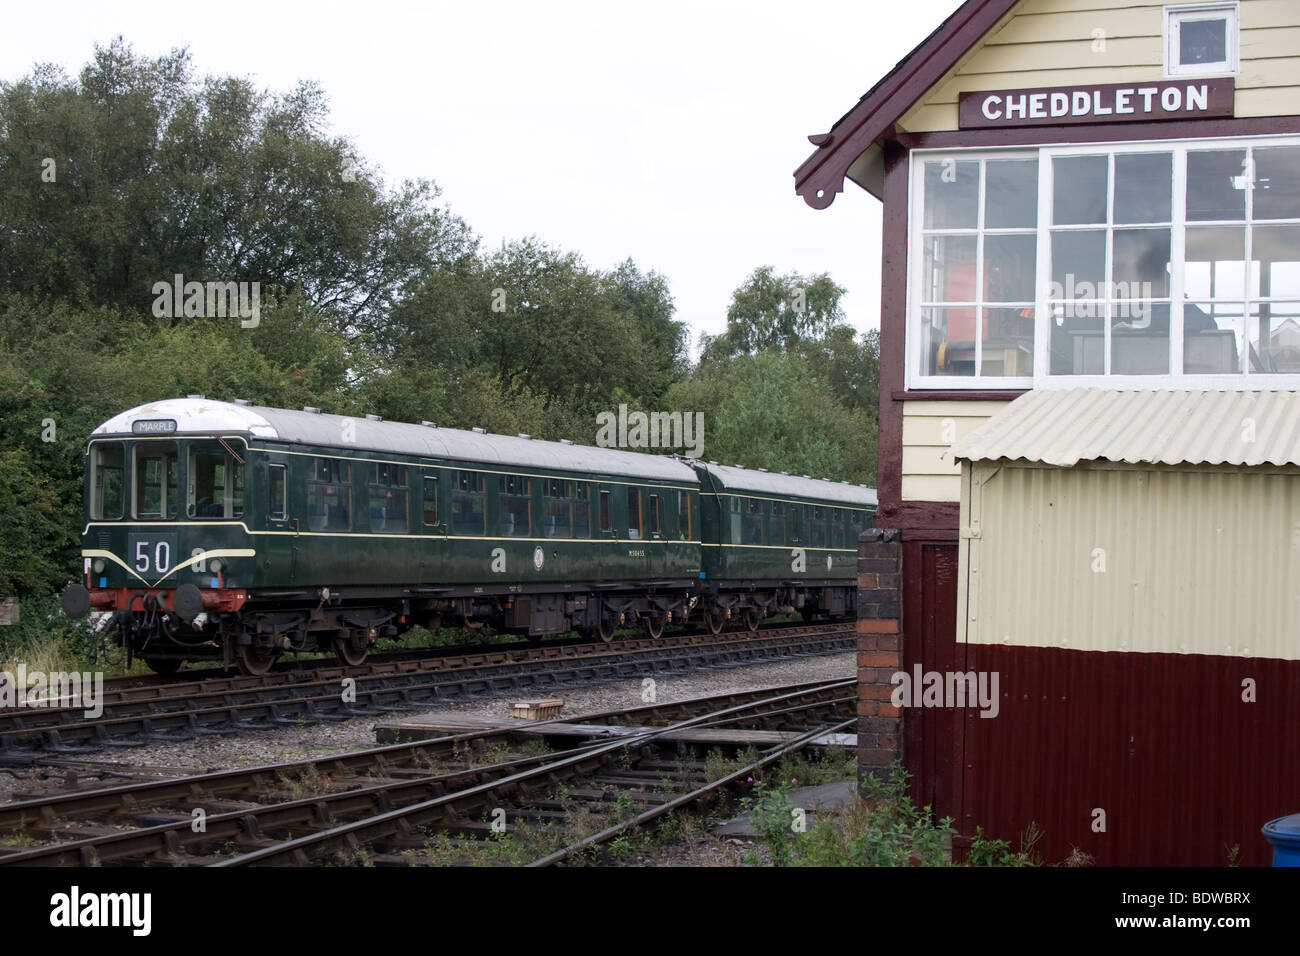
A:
92 399 698 483
950 388 1300 468
693 461 878 508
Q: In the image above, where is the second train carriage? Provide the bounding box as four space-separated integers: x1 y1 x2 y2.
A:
62 397 876 675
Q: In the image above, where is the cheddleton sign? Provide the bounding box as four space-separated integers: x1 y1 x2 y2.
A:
958 78 1234 129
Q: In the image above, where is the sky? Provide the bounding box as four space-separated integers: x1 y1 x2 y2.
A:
0 0 961 352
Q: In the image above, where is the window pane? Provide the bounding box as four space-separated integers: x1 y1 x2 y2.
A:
981 308 1034 376
1050 299 1105 375
1254 147 1300 221
1184 302 1244 374
678 490 691 540
423 476 438 525
923 235 977 302
269 465 286 521
91 444 124 520
1050 230 1106 298
1179 17 1227 66
1114 153 1172 224
649 494 660 534
371 488 407 533
308 483 350 531
1112 303 1169 375
920 307 977 377
545 497 571 538
1254 225 1300 299
1112 228 1171 297
985 159 1038 229
627 488 641 539
1186 226 1247 300
1053 156 1108 225
1187 150 1247 221
599 490 611 532
923 160 979 229
984 234 1036 302
500 495 530 536
1251 302 1300 373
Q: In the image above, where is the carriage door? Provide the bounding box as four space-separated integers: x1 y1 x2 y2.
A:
419 470 446 582
265 461 297 582
645 490 664 579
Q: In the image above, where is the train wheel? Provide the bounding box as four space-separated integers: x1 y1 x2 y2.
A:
235 644 277 677
597 614 616 643
743 609 761 633
642 614 665 640
704 610 726 635
145 658 183 677
333 634 368 667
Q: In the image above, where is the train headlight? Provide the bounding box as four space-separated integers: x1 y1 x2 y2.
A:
209 558 223 573
92 559 105 574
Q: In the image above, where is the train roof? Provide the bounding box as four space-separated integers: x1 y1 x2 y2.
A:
91 398 699 483
689 460 877 508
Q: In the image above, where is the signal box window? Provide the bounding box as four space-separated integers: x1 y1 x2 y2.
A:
452 470 486 535
369 462 408 534
134 443 178 519
91 443 124 520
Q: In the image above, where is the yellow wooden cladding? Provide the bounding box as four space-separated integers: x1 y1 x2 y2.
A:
957 459 1300 660
900 0 1300 133
901 400 1009 501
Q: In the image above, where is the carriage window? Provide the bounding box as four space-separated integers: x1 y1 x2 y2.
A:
423 475 439 526
729 496 742 541
770 501 786 546
498 475 531 536
743 498 764 545
368 462 408 534
649 494 661 535
268 464 287 521
187 441 246 520
90 443 124 520
307 456 352 532
831 509 845 548
574 483 591 538
810 505 826 548
544 478 572 539
599 489 611 533
133 442 178 519
451 470 485 535
677 490 691 540
627 487 642 540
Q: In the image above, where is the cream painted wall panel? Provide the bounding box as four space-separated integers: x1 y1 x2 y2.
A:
902 401 1008 501
1239 55 1300 87
1238 86 1300 116
903 445 961 477
989 8 1161 45
902 473 962 502
957 35 1162 75
1241 0 1300 32
1241 27 1300 60
959 461 1300 660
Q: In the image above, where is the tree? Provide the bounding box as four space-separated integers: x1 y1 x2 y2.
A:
702 266 847 361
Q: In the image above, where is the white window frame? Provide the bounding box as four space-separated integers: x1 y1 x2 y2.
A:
905 133 1300 391
1164 3 1239 79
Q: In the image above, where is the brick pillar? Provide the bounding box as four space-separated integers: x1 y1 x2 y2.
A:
857 528 902 782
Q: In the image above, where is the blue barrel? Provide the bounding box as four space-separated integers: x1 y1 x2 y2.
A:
1262 814 1300 866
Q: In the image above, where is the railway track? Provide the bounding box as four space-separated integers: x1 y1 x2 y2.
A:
0 680 855 866
0 622 852 757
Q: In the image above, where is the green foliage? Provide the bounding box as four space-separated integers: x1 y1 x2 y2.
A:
740 782 799 866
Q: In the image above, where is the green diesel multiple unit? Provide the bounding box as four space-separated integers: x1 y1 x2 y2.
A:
62 398 877 675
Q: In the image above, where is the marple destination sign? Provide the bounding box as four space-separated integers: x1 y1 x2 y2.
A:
959 78 1234 129
132 419 178 435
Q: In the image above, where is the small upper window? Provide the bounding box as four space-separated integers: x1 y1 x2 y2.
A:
1165 3 1238 78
